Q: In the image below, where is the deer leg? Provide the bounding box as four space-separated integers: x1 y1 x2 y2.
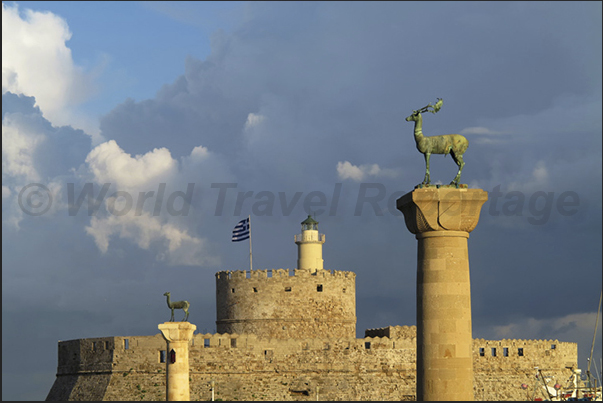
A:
451 152 465 185
423 152 431 185
184 309 189 322
170 308 175 322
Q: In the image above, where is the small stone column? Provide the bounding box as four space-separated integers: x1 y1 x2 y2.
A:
397 187 487 401
158 322 197 401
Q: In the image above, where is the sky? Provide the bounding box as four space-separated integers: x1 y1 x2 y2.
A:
2 1 602 400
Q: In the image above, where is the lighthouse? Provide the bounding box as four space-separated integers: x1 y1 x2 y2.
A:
294 215 325 272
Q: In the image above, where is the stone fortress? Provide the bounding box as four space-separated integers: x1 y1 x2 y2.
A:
46 215 578 401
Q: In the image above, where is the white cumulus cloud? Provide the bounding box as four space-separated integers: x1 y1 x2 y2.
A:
336 161 399 182
85 211 219 266
460 126 503 135
81 140 228 266
85 140 177 189
244 112 266 130
2 3 100 139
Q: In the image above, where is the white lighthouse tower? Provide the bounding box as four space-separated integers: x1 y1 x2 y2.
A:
294 215 325 272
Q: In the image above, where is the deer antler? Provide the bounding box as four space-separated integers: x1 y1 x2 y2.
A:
430 98 443 114
412 98 443 115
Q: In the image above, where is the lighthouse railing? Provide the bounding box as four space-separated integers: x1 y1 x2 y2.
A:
294 233 325 243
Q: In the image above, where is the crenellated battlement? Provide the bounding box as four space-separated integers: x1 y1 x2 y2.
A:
365 325 417 339
50 332 577 383
215 268 356 340
215 268 355 281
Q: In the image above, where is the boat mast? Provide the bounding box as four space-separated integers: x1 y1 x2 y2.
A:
587 290 602 389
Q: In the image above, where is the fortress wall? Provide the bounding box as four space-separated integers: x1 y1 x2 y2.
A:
56 338 114 374
473 339 577 370
106 334 418 401
472 339 577 401
48 337 118 401
46 373 112 401
216 269 356 339
365 325 418 340
47 332 577 401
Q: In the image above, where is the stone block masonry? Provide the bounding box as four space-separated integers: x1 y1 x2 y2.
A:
46 329 577 401
216 268 356 340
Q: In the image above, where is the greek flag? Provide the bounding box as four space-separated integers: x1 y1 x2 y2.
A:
232 217 250 242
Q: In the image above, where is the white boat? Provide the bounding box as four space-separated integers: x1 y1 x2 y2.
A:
529 292 603 401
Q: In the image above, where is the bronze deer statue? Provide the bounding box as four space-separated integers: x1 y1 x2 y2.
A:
405 98 468 187
163 292 190 322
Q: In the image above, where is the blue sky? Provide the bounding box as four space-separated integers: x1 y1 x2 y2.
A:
5 1 243 121
2 1 602 400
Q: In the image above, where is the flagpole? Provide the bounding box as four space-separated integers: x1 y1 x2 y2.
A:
248 214 253 271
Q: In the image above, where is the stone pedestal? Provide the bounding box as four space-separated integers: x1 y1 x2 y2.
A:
158 322 197 401
397 187 487 401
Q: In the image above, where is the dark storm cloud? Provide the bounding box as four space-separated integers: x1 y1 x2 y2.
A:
98 2 601 190
95 0 601 367
2 92 92 181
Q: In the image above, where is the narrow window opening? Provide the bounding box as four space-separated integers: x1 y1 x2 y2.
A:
231 338 237 348
253 287 258 293
317 284 323 292
518 348 524 356
503 347 509 357
105 341 110 350
393 342 395 349
342 288 346 293
92 342 97 350
491 348 497 357
204 339 210 348
285 287 292 292
551 344 556 350
365 342 371 349
159 350 166 363
479 348 485 357
231 288 235 293
124 339 129 350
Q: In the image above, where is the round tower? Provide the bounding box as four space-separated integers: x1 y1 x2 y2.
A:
295 215 325 272
215 216 356 339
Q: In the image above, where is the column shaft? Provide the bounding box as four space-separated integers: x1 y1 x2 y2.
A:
397 187 487 401
416 231 473 401
158 322 196 401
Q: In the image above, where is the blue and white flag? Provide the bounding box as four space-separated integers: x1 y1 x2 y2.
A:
232 217 250 242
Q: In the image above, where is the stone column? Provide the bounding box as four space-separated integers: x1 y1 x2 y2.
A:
158 322 197 401
397 187 488 401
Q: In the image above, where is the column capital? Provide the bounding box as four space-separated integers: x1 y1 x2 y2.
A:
397 188 488 235
158 322 196 343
